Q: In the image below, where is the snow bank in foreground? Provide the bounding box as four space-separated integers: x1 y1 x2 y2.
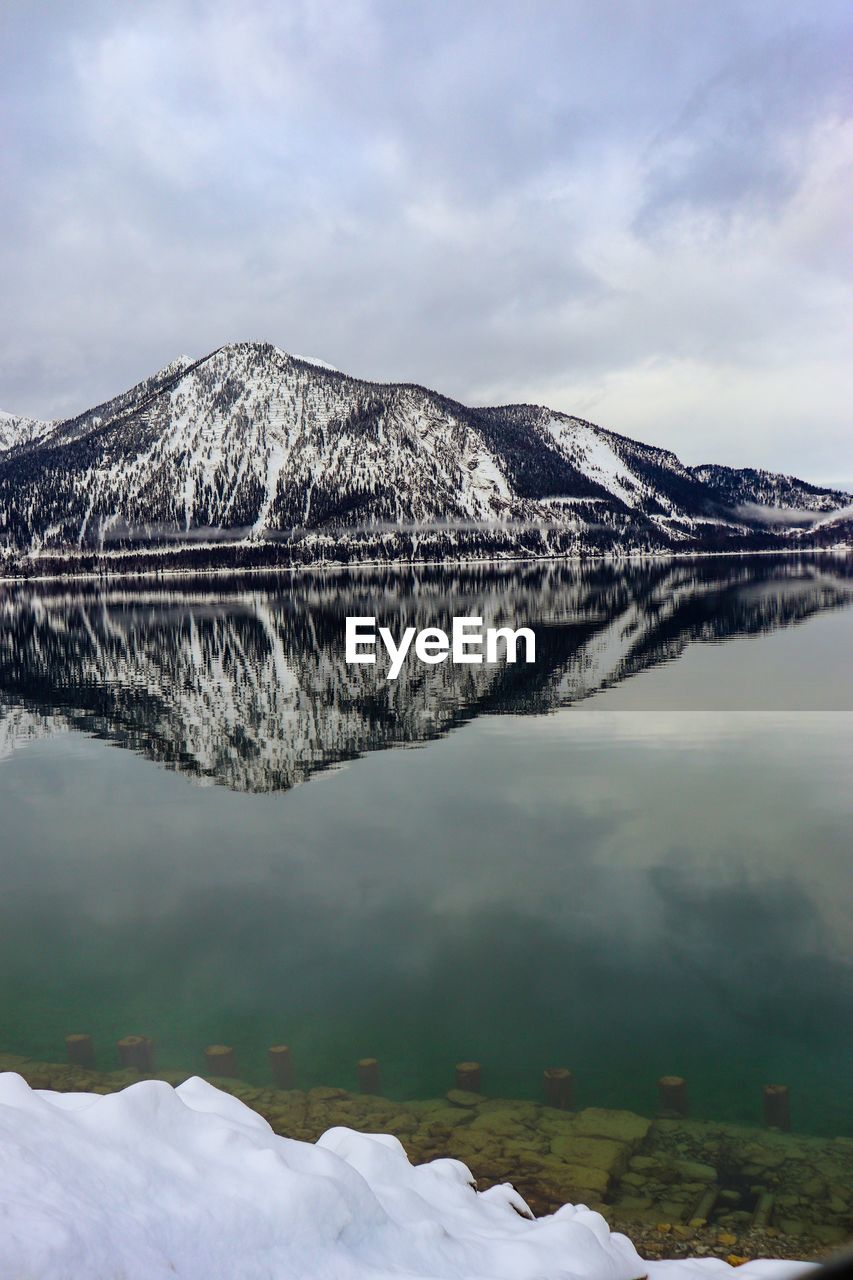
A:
0 1073 809 1280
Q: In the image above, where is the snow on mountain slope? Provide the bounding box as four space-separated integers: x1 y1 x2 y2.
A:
292 352 339 371
542 414 725 525
0 411 54 453
0 344 527 554
547 418 643 509
1 355 194 458
691 463 851 517
0 341 848 564
39 353 198 453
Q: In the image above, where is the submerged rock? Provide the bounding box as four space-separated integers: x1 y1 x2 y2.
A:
571 1107 652 1144
446 1088 486 1108
2 1050 850 1260
549 1135 629 1177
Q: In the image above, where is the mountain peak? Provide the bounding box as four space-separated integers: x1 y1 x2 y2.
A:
164 354 195 375
208 341 339 375
0 347 850 568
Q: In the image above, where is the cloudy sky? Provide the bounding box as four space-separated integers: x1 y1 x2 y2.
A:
2 0 851 484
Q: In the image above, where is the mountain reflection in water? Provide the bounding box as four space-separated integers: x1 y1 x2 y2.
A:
1 555 851 791
0 554 851 1141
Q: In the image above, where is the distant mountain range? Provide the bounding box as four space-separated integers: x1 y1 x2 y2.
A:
0 343 850 575
1 558 851 792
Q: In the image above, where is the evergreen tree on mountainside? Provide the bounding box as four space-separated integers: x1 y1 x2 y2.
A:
0 342 848 572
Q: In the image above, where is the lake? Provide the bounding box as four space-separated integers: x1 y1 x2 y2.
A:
0 554 851 1143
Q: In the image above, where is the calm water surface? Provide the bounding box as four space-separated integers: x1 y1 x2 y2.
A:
0 556 851 1136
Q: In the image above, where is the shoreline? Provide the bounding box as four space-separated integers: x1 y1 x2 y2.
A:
0 542 850 588
1 1050 848 1262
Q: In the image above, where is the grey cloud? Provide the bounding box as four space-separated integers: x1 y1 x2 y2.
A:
636 24 852 231
733 504 824 528
0 0 851 484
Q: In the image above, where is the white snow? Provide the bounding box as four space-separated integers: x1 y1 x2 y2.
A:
0 410 54 452
0 1073 810 1280
544 416 664 512
291 352 339 371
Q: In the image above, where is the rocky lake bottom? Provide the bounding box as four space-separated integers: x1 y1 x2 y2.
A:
2 1050 849 1264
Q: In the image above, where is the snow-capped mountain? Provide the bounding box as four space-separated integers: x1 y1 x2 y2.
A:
1 558 849 792
0 411 54 453
0 342 849 571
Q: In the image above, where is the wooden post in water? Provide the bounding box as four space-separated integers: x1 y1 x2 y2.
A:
455 1061 481 1092
117 1035 154 1072
204 1044 238 1078
65 1033 96 1070
357 1058 381 1095
657 1075 689 1117
752 1191 775 1230
762 1084 791 1131
268 1045 295 1090
688 1185 718 1227
543 1066 573 1109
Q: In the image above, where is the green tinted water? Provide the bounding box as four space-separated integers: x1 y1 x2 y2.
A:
0 557 851 1136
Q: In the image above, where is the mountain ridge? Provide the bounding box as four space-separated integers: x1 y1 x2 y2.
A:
0 341 849 573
